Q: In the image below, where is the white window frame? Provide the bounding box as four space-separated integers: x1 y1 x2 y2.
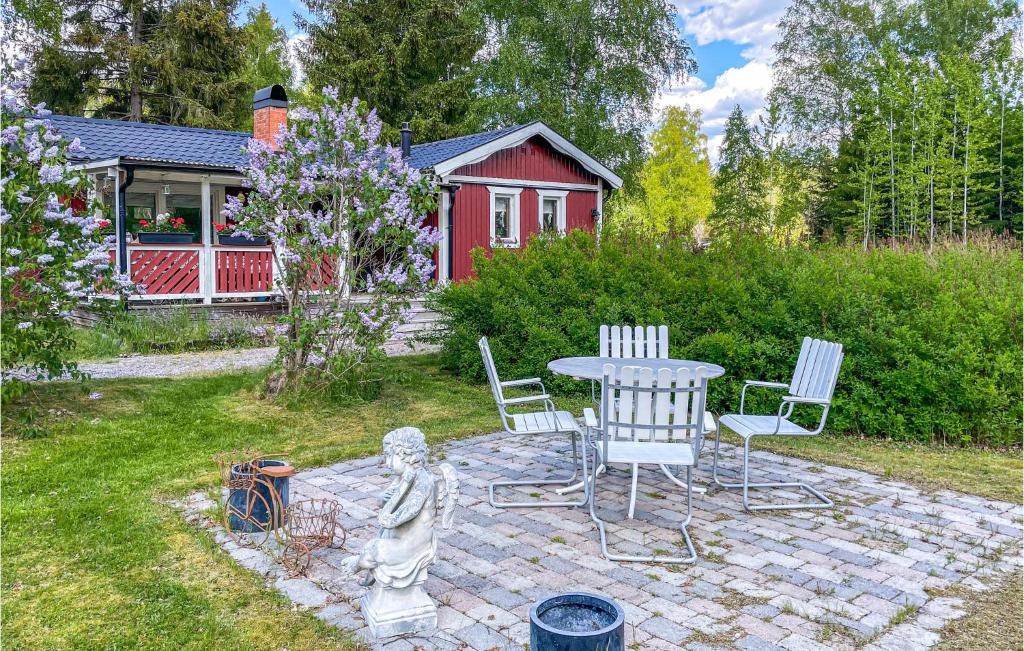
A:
536 189 569 235
487 186 522 248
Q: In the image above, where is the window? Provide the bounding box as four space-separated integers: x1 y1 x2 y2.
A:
126 191 155 227
487 186 522 247
537 190 568 234
495 196 512 239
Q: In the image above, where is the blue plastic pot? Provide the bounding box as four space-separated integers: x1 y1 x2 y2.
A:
227 459 290 532
530 592 624 651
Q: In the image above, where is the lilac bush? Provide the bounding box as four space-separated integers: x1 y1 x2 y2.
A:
224 89 441 392
1 62 128 395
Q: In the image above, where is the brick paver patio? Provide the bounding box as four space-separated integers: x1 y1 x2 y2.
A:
188 431 1022 650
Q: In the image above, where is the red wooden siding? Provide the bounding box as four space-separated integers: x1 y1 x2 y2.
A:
451 184 491 281
449 185 598 281
216 249 273 294
445 134 604 281
452 136 598 185
566 191 599 232
130 248 200 295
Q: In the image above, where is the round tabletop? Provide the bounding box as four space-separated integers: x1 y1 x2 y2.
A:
547 356 725 381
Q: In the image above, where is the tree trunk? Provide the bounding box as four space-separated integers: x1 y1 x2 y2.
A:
998 84 1005 224
962 116 970 244
948 106 957 238
888 108 896 243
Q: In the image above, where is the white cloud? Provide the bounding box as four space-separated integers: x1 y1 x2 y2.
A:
660 0 788 164
656 60 773 165
674 0 786 61
287 33 307 84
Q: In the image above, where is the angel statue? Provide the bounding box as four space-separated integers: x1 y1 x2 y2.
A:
343 426 459 638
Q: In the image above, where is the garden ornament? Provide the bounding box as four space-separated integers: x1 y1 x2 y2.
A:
343 427 459 638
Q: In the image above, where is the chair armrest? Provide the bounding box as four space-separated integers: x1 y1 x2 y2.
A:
745 380 789 389
502 394 550 406
740 380 788 414
501 377 543 388
583 407 599 428
782 396 831 405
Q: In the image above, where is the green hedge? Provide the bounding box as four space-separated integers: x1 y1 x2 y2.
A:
431 232 1023 447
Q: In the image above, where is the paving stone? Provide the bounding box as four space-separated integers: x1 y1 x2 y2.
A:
736 635 787 651
639 616 693 645
452 622 513 650
274 577 331 608
189 431 1019 650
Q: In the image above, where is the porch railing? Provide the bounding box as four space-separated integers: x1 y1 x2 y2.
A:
122 244 280 302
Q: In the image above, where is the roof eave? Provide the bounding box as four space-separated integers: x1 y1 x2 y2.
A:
432 122 623 189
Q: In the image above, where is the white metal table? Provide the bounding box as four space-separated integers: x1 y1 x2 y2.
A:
547 356 726 495
547 356 726 381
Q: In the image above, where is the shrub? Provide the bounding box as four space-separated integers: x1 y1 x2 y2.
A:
224 90 439 396
1 61 129 396
431 231 1022 447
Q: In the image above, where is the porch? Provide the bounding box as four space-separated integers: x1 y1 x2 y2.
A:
84 164 281 303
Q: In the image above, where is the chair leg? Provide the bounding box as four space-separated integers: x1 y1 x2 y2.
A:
589 461 697 564
626 463 640 519
712 430 832 512
488 430 589 509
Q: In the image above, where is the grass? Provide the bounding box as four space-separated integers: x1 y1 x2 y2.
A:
72 308 273 360
935 570 1024 651
1 355 500 650
2 353 1021 648
720 432 1023 504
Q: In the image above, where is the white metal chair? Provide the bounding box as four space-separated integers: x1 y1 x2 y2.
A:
712 337 844 511
583 363 710 564
479 337 588 509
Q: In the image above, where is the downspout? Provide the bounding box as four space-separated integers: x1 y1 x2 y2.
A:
446 184 459 281
117 166 134 275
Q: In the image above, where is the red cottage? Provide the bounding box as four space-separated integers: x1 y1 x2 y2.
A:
50 85 622 303
406 121 622 281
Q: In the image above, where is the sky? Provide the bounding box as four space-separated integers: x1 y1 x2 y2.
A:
247 0 789 165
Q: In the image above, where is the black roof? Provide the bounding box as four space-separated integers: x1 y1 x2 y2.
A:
408 122 534 169
48 115 251 169
48 114 539 173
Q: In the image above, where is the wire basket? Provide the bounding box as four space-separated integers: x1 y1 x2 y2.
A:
282 498 346 574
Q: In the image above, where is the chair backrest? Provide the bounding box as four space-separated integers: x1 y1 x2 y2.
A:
599 325 669 359
789 337 844 403
600 364 709 455
478 336 506 406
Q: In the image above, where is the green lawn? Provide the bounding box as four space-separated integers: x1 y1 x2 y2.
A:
2 354 1020 649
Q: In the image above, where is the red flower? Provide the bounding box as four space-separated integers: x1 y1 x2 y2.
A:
138 219 149 227
214 223 227 232
98 220 111 228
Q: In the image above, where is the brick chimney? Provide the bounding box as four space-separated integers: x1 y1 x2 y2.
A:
253 84 288 149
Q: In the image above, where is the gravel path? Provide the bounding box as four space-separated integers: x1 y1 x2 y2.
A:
11 340 439 382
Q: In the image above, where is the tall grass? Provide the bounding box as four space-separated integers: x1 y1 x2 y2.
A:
74 306 276 359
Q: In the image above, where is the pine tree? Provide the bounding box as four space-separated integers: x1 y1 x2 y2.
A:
25 0 249 128
236 3 294 130
711 105 766 236
148 0 248 129
297 0 484 142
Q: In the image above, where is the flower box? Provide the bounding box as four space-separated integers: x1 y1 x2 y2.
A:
218 235 269 246
137 232 196 244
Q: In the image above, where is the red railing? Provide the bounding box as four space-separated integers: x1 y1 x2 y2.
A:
130 246 201 296
215 247 273 294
